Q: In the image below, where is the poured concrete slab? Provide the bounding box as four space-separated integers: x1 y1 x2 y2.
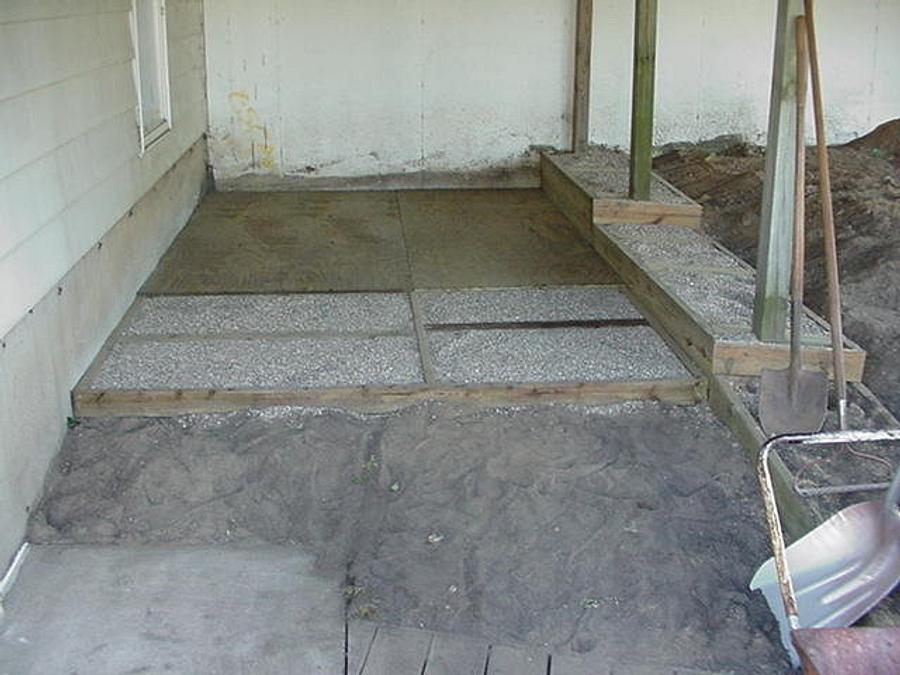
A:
85 336 424 390
399 190 617 288
0 545 343 674
427 325 689 385
416 286 641 325
120 293 414 336
141 191 411 294
139 190 616 296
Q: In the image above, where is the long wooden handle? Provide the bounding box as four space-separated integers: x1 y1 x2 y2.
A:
789 14 809 385
804 0 847 426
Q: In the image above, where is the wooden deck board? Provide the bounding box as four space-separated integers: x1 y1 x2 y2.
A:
424 633 490 675
360 625 433 675
487 644 548 675
347 621 378 675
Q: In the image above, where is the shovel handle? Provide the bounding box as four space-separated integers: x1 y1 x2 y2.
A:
789 15 809 389
804 0 848 428
885 461 900 527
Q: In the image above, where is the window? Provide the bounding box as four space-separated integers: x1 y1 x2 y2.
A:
131 0 171 152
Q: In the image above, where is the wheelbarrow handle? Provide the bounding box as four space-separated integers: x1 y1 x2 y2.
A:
758 435 802 629
758 427 900 629
884 458 900 528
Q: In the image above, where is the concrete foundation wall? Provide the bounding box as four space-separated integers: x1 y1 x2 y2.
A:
204 0 572 185
204 0 899 183
0 141 208 570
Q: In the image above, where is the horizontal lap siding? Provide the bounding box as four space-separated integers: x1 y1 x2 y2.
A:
0 0 207 338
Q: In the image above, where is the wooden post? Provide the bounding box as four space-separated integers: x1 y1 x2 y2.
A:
572 0 594 151
753 0 804 342
629 0 658 200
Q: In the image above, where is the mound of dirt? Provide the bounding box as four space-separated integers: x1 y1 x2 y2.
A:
654 119 900 415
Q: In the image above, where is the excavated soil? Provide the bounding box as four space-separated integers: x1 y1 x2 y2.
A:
30 401 789 672
654 119 900 416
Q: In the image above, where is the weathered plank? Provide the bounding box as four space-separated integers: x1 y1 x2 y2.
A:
361 625 432 675
487 644 548 675
72 378 707 418
592 198 701 229
540 152 702 238
629 0 659 200
424 633 490 675
347 621 379 675
572 0 594 151
706 374 814 541
713 340 865 381
550 653 607 674
540 153 595 239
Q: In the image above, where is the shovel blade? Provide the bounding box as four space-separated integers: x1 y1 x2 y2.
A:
759 368 828 437
751 501 900 666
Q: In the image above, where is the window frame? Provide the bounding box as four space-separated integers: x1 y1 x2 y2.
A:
130 0 172 154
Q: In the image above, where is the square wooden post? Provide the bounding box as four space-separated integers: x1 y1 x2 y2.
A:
753 0 804 342
572 0 594 151
629 0 658 200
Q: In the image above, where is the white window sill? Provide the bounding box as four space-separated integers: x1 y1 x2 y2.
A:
141 121 171 154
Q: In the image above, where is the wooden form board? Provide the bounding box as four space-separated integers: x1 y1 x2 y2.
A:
540 153 702 240
72 378 706 418
592 225 865 380
542 155 864 381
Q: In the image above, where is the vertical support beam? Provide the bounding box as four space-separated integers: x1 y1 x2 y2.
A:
629 0 658 200
572 0 594 151
753 0 804 342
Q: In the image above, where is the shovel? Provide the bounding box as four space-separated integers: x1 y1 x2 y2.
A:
758 15 827 437
750 430 900 667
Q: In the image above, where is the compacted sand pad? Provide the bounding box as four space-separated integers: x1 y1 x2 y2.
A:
29 401 789 672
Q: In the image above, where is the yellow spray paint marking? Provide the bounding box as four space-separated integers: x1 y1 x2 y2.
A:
228 90 276 169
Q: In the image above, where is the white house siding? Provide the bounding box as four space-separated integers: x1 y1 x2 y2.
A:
0 0 208 569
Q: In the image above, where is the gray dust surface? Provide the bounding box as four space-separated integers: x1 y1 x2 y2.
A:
30 401 788 673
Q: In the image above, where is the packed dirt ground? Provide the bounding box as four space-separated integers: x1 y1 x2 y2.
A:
30 402 789 672
654 119 900 417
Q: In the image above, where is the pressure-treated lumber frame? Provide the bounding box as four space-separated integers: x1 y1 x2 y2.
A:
72 379 706 417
